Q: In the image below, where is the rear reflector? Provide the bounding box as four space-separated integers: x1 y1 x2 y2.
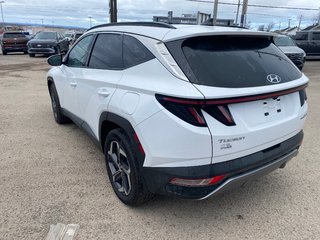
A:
170 175 225 187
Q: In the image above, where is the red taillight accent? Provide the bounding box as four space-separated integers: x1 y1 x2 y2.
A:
188 107 206 125
162 97 204 105
205 84 308 105
217 105 234 124
170 175 226 187
133 133 145 155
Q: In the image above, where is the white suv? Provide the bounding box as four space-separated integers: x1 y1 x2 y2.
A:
47 22 308 206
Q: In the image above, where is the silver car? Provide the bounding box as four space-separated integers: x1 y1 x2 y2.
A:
274 34 306 70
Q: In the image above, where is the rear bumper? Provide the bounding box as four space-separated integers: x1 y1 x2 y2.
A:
3 45 27 52
142 131 303 199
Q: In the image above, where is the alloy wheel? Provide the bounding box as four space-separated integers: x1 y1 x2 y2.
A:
107 140 132 196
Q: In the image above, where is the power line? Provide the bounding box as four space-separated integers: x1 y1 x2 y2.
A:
186 0 319 11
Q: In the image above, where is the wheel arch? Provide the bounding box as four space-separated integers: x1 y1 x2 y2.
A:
47 76 54 92
99 112 136 152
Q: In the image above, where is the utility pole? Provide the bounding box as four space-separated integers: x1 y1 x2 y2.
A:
88 16 92 28
240 0 248 27
288 18 291 28
318 7 320 25
212 0 219 25
109 0 117 23
298 15 302 30
235 0 240 25
0 1 5 31
41 19 44 31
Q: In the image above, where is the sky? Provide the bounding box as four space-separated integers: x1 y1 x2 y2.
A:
1 0 319 30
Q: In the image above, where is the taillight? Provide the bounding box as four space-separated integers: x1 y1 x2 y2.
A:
155 94 235 127
299 89 307 106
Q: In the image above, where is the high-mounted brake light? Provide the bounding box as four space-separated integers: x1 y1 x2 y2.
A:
170 175 226 187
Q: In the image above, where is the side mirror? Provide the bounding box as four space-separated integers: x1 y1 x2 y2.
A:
47 54 62 66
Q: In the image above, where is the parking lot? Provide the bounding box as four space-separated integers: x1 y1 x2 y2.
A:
0 53 319 239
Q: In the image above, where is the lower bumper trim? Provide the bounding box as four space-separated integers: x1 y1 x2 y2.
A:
199 149 298 200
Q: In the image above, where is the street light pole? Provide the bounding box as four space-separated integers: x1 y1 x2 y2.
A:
88 16 92 28
212 0 219 25
240 0 248 27
0 1 5 31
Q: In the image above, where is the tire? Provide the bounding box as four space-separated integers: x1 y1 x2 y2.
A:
23 51 28 54
2 49 7 55
29 53 35 57
104 129 153 206
49 84 67 124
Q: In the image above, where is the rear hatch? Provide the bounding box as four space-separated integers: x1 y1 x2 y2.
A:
166 35 308 163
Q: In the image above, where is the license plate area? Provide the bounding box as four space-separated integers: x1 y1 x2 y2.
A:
262 97 282 118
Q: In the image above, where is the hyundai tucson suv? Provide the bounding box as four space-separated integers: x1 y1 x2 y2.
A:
1 31 28 55
46 22 308 206
274 34 306 70
27 31 69 57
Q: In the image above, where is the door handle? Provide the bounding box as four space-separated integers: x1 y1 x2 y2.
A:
70 82 77 87
98 88 110 97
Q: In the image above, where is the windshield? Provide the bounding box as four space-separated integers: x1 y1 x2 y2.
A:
34 32 56 40
274 36 296 46
3 33 26 38
166 35 302 88
75 34 82 39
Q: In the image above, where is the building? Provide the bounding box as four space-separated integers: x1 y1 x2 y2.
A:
153 11 234 26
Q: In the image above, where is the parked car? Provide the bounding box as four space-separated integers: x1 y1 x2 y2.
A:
64 31 74 42
70 33 83 45
274 34 306 70
46 22 308 206
294 31 320 57
27 31 69 57
1 31 28 55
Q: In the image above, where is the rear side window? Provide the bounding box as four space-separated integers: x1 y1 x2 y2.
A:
311 32 320 41
3 33 25 38
166 36 302 88
89 33 123 70
123 35 154 68
295 32 308 40
67 35 94 68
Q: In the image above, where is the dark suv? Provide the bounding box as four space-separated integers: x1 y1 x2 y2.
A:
294 31 320 56
1 32 28 55
27 31 69 57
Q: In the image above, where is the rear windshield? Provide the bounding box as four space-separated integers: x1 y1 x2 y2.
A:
34 32 56 40
3 33 26 38
274 36 296 46
166 36 302 88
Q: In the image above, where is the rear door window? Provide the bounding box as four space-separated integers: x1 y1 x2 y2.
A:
311 32 320 41
295 32 308 40
89 33 123 70
166 35 302 88
67 35 94 68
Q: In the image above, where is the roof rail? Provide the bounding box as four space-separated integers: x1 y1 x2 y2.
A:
87 22 176 31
